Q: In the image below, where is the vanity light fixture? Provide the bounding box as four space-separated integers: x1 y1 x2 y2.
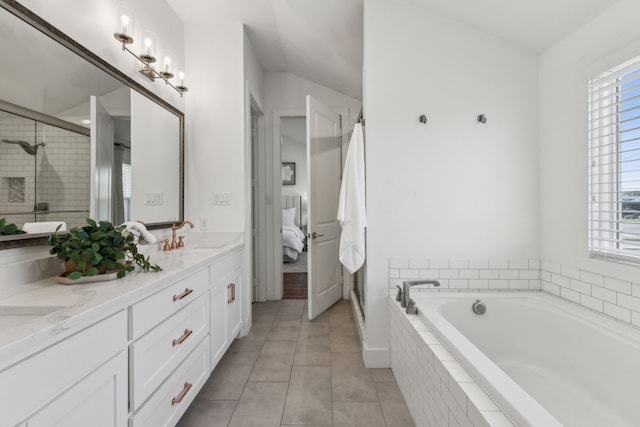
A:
113 13 188 97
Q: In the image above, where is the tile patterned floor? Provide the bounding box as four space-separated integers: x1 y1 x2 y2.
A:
177 299 415 427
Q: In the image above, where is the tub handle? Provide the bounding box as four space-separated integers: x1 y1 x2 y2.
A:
406 298 418 315
395 285 403 302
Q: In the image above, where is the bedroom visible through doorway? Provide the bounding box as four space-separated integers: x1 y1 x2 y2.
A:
281 116 308 298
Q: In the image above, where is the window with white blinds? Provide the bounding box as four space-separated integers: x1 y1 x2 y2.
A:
589 55 640 261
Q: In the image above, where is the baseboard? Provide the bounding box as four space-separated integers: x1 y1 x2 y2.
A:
241 316 252 337
349 291 391 368
362 341 390 368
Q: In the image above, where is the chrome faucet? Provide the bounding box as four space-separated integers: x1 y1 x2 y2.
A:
170 220 194 249
401 280 440 308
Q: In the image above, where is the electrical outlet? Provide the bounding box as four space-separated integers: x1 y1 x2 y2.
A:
200 217 208 230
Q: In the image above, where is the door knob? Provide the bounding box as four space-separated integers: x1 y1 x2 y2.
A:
310 231 324 239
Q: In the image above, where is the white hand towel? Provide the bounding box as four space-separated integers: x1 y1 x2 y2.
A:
337 122 367 274
23 221 67 234
121 221 157 245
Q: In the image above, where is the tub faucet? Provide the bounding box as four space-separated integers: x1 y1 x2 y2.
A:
401 280 440 308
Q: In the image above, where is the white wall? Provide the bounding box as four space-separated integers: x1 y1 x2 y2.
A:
184 22 245 231
538 2 640 327
363 0 539 366
244 30 265 111
19 0 185 111
539 1 640 282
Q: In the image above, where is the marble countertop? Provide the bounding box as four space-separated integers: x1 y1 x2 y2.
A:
0 233 243 367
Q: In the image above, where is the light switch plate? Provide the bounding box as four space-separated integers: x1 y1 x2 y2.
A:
145 192 163 205
213 192 231 205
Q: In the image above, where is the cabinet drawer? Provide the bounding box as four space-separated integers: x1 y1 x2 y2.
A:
0 311 127 427
129 267 209 339
129 337 210 427
210 250 242 286
129 293 209 410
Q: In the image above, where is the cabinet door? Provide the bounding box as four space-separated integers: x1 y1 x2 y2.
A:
226 268 242 341
2 311 127 427
210 285 228 371
28 351 127 427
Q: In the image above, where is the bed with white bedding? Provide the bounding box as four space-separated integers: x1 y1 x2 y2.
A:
282 195 306 262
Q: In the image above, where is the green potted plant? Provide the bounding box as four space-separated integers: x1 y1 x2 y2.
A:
0 218 26 235
48 218 161 280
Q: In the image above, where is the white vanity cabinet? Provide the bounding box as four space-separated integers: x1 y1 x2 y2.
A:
1 311 128 427
1 242 245 427
209 249 243 371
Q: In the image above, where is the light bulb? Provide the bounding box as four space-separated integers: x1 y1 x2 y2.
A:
178 71 185 86
143 37 152 55
120 15 130 35
163 56 172 73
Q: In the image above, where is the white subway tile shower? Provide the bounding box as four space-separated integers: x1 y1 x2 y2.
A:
388 258 542 294
0 115 90 229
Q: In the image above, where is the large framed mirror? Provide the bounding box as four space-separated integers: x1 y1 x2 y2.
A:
0 0 184 249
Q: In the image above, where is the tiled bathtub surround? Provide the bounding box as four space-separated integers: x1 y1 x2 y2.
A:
390 299 513 427
541 261 640 328
388 257 640 328
389 258 541 292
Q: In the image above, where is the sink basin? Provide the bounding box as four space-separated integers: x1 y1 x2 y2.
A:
0 305 64 329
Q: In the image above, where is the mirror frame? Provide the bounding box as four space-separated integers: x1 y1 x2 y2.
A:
0 0 185 249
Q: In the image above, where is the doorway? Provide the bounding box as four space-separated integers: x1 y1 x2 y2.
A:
262 103 349 317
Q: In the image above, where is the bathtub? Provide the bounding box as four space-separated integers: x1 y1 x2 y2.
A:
405 292 640 427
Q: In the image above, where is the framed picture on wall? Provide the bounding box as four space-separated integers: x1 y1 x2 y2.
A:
282 162 296 185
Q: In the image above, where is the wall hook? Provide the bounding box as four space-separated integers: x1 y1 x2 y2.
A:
419 114 427 124
477 114 487 124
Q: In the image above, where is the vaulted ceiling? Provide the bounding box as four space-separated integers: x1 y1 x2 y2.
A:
168 0 621 101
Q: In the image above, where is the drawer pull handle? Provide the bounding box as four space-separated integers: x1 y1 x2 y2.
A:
227 284 233 304
172 329 193 346
231 283 236 302
173 288 193 302
171 382 192 405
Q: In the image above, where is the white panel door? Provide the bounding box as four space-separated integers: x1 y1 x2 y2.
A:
90 96 114 221
306 95 342 320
